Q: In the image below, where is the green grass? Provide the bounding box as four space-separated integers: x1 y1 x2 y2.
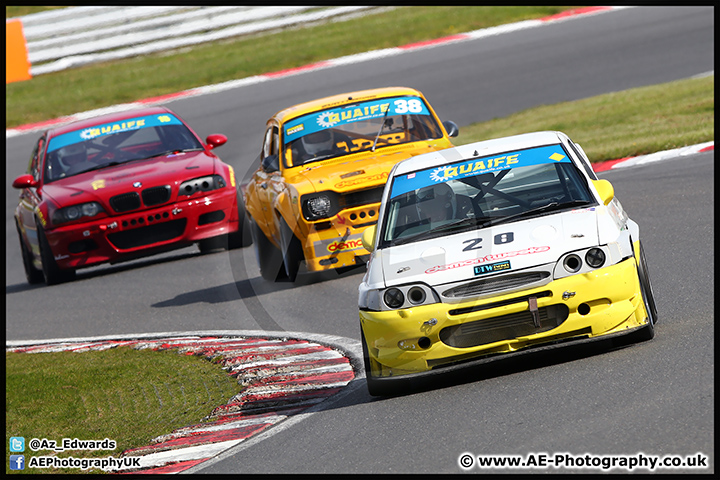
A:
5 347 241 474
6 6 575 128
455 75 714 163
6 6 713 162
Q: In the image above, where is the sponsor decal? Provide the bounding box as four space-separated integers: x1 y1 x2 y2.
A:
327 238 364 253
335 171 388 189
425 246 550 274
47 114 183 153
287 124 304 136
474 260 511 276
391 145 571 198
283 96 431 143
36 209 47 227
313 232 365 257
91 179 105 190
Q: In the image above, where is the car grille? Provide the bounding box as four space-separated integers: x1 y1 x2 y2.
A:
107 219 187 249
110 186 173 212
141 185 171 207
339 186 384 209
110 192 141 213
439 304 569 348
443 272 551 298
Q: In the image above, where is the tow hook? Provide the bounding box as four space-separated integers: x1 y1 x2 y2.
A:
99 222 118 231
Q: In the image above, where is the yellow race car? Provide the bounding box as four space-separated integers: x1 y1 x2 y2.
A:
358 131 658 396
243 87 459 281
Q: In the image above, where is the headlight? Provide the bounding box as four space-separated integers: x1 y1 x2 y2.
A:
301 192 338 221
52 202 105 225
383 288 404 309
360 284 438 311
563 254 582 273
585 248 606 268
179 175 226 196
554 246 613 279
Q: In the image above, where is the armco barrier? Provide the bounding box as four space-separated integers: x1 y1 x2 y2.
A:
6 6 379 81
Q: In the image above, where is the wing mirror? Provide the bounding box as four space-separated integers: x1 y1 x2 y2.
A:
205 134 227 150
592 179 615 205
12 174 38 189
442 120 459 138
261 154 279 173
361 225 377 253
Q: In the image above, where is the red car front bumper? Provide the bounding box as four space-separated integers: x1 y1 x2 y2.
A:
45 187 239 270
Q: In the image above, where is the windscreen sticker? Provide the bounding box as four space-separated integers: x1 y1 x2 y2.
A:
425 246 550 274
391 145 571 198
474 260 511 275
283 96 431 143
47 114 183 153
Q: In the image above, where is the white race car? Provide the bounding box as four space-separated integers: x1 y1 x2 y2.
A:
358 131 657 396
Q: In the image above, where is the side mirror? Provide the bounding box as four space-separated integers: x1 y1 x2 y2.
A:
442 120 459 138
361 225 377 253
205 134 227 150
261 154 279 173
12 174 38 189
592 179 615 205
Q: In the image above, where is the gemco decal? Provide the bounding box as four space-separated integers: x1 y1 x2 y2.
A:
313 233 367 257
425 246 550 274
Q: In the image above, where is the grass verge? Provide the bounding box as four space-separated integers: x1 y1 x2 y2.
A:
5 347 241 474
6 6 576 128
455 75 714 163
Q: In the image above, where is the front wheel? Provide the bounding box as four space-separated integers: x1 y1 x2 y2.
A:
633 241 657 341
249 216 286 282
17 222 43 284
279 217 304 282
37 221 75 285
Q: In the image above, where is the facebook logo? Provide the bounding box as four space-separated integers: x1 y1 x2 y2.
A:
10 455 25 470
9 436 25 452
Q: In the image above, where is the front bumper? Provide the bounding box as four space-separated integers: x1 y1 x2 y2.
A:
301 203 378 271
46 187 239 270
359 257 649 379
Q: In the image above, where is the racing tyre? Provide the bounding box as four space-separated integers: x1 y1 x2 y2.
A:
632 241 657 342
249 216 286 282
228 191 253 249
37 221 75 285
279 217 304 282
17 222 43 284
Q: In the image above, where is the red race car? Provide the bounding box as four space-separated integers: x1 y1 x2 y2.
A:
12 106 251 285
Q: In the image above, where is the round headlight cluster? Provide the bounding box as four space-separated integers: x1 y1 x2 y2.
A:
307 195 332 219
53 202 105 225
179 175 225 196
562 247 607 273
383 288 404 309
585 248 606 268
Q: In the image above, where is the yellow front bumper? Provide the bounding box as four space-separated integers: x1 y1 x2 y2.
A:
360 257 649 378
301 204 378 271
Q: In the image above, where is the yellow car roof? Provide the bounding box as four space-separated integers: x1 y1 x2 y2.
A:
272 86 425 123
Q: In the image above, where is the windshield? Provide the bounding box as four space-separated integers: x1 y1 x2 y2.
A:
282 95 444 167
43 113 203 182
378 144 596 248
